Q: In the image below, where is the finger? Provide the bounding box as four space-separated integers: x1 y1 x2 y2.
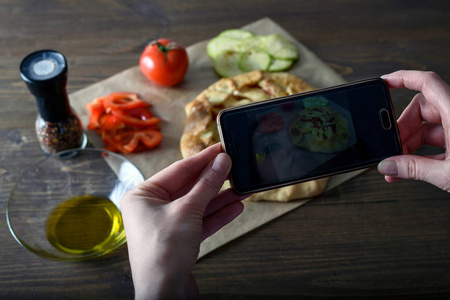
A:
184 153 232 209
381 70 450 115
425 153 446 160
187 274 199 300
382 70 450 150
378 155 450 192
396 93 442 142
204 188 250 217
144 143 223 198
201 201 244 242
383 175 403 183
401 122 445 154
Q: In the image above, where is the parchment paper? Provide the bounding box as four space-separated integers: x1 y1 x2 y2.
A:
69 17 366 259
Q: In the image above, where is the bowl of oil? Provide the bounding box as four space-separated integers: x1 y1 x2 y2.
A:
6 148 145 261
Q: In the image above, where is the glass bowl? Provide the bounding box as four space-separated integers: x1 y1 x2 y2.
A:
6 148 145 261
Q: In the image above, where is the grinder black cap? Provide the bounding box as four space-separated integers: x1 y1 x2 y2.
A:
20 50 71 122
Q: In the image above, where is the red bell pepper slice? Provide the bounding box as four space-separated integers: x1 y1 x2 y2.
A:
99 114 125 134
114 129 163 153
101 133 120 153
110 107 161 128
102 92 149 110
85 92 163 154
85 97 105 130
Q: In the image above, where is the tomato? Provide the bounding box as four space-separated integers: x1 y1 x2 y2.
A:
139 38 189 87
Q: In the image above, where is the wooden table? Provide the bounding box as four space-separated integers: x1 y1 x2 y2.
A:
1 0 450 298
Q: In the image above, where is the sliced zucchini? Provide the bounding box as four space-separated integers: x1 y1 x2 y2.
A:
208 30 299 77
267 58 294 72
214 50 242 77
207 37 241 59
238 35 266 53
218 29 254 40
238 50 271 72
264 34 298 60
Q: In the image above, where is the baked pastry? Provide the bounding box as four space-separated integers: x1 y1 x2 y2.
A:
181 70 313 157
180 70 329 201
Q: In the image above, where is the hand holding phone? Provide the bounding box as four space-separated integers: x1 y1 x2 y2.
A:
218 78 402 194
378 70 450 192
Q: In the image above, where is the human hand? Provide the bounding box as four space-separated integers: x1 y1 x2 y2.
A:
120 143 249 299
377 70 450 192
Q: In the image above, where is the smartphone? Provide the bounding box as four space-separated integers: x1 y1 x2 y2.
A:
217 78 402 195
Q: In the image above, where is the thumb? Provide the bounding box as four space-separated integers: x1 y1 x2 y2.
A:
188 153 232 207
377 155 450 192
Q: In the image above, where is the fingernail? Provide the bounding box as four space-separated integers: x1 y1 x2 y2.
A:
212 153 231 175
378 160 398 176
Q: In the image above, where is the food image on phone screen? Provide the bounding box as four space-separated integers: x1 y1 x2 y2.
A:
253 95 357 183
218 78 402 194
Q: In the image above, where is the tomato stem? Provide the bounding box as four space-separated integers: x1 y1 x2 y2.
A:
149 41 184 67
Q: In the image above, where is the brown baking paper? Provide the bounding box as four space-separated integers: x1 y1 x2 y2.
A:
69 17 366 259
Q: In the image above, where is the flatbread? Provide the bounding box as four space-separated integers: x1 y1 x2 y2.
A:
289 105 349 153
180 70 329 201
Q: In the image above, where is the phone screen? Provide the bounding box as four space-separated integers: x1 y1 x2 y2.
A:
218 78 402 194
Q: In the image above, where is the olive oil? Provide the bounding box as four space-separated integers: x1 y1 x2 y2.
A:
46 195 124 255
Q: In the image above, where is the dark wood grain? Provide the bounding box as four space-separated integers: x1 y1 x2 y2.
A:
1 0 450 299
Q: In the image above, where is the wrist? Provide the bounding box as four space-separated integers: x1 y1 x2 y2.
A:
134 273 187 300
131 246 191 299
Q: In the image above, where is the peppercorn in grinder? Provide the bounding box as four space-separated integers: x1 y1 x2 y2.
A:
20 50 87 154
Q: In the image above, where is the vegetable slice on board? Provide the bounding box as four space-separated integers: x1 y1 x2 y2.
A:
102 92 148 110
85 92 162 153
114 129 163 154
86 98 105 130
218 29 254 40
238 50 271 72
264 34 299 60
238 35 266 52
267 58 294 72
206 29 299 77
214 51 242 77
109 107 161 128
207 37 241 59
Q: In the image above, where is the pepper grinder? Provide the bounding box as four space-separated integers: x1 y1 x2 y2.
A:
20 50 87 154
